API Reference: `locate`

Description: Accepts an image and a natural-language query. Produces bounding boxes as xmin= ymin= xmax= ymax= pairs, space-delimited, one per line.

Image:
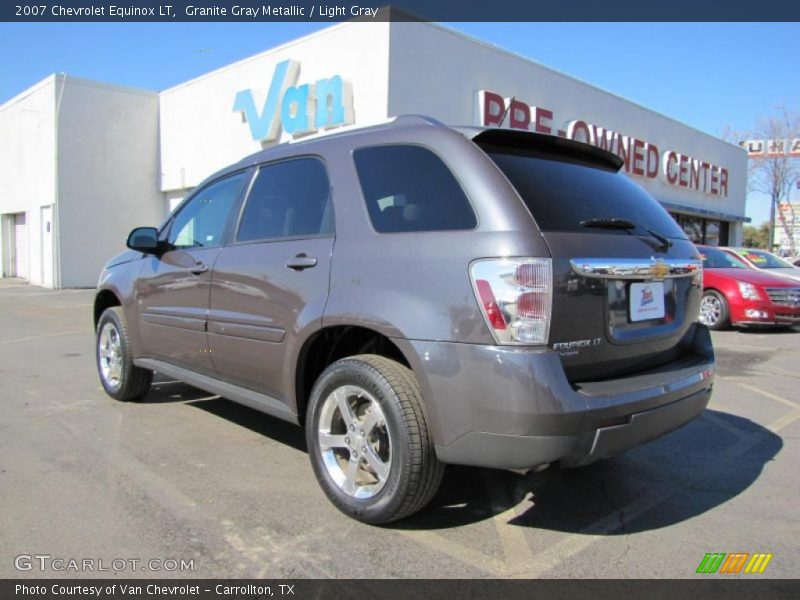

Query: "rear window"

xmin=481 ymin=144 xmax=684 ymax=238
xmin=700 ymin=246 xmax=748 ymax=269
xmin=736 ymin=249 xmax=794 ymax=269
xmin=353 ymin=145 xmax=477 ymax=233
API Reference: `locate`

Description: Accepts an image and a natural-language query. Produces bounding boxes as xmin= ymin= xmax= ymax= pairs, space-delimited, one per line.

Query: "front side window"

xmin=353 ymin=145 xmax=477 ymax=233
xmin=237 ymin=158 xmax=332 ymax=242
xmin=168 ymin=173 xmax=246 ymax=249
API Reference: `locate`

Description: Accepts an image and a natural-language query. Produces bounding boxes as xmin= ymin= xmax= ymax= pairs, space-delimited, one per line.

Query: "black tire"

xmin=700 ymin=290 xmax=730 ymax=330
xmin=96 ymin=307 xmax=152 ymax=401
xmin=305 ymin=354 xmax=444 ymax=524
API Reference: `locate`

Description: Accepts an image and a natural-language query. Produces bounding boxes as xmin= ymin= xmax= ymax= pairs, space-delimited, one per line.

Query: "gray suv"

xmin=94 ymin=116 xmax=714 ymax=524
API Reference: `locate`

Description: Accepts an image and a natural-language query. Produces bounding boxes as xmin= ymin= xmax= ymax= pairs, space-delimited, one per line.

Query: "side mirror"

xmin=126 ymin=227 xmax=161 ymax=254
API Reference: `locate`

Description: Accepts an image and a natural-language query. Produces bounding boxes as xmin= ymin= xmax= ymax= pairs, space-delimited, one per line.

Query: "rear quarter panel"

xmin=316 ymin=123 xmax=552 ymax=344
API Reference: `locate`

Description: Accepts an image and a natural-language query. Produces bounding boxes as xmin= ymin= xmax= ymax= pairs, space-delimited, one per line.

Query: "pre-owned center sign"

xmin=478 ymin=91 xmax=729 ymax=198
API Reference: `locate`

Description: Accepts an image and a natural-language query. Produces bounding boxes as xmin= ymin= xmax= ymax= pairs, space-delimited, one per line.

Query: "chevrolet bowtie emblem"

xmin=650 ymin=259 xmax=669 ymax=281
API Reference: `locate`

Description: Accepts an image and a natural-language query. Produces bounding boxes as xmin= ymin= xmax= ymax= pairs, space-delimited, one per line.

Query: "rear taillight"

xmin=692 ymin=263 xmax=703 ymax=286
xmin=470 ymin=258 xmax=552 ymax=345
xmin=475 ymin=279 xmax=507 ymax=330
xmin=691 ymin=263 xmax=703 ymax=323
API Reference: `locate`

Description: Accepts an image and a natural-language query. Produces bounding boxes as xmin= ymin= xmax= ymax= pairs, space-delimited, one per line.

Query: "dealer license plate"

xmin=629 ymin=282 xmax=665 ymax=322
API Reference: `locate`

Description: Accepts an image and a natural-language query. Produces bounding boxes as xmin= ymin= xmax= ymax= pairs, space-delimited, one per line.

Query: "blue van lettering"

xmin=234 ymin=60 xmax=353 ymax=143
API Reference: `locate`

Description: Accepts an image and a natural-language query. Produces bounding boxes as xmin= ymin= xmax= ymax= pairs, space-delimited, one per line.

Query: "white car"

xmin=722 ymin=247 xmax=800 ymax=283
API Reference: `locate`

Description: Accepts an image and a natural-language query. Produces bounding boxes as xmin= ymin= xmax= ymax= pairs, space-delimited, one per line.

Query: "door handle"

xmin=285 ymin=254 xmax=317 ymax=270
xmin=189 ymin=262 xmax=209 ymax=275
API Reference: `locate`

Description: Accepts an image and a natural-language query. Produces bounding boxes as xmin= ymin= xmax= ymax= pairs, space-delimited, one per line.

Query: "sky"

xmin=1 ymin=21 xmax=798 ymax=226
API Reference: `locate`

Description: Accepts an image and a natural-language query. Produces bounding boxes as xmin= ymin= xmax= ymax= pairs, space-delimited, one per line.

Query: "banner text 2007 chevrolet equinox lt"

xmin=94 ymin=116 xmax=714 ymax=524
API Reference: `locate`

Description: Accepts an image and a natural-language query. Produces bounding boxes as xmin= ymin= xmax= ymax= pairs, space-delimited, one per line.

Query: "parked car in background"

xmin=698 ymin=245 xmax=800 ymax=329
xmin=723 ymin=247 xmax=800 ymax=283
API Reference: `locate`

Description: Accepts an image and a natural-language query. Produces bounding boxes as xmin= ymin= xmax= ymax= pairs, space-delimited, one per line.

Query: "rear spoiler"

xmin=460 ymin=127 xmax=624 ymax=172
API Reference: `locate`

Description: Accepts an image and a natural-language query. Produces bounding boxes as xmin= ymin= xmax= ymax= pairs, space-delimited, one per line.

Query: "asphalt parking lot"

xmin=1 ymin=279 xmax=798 ymax=579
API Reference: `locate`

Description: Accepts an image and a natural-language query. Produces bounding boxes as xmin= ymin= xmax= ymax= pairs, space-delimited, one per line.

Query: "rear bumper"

xmin=435 ymin=387 xmax=710 ymax=469
xmin=396 ymin=325 xmax=715 ymax=470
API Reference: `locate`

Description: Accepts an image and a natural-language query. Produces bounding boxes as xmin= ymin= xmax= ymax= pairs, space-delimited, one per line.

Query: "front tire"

xmin=306 ymin=354 xmax=444 ymax=524
xmin=700 ymin=290 xmax=730 ymax=330
xmin=96 ymin=307 xmax=152 ymax=401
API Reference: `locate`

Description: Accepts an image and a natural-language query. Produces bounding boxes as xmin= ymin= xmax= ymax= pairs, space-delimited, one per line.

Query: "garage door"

xmin=14 ymin=213 xmax=28 ymax=279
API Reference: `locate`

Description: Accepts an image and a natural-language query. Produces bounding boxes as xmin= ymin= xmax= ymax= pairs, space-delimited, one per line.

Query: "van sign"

xmin=234 ymin=60 xmax=354 ymax=144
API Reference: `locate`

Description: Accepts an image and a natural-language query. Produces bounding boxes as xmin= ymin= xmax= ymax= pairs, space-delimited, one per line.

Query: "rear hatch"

xmin=473 ymin=130 xmax=702 ymax=382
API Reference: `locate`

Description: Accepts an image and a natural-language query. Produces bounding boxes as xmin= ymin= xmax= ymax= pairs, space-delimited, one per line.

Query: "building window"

xmin=704 ymin=220 xmax=720 ymax=246
xmin=668 ymin=213 xmax=729 ymax=246
xmin=680 ymin=216 xmax=704 ymax=244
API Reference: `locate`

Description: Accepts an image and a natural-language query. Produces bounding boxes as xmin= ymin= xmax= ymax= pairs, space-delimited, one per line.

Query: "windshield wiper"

xmin=579 ymin=217 xmax=673 ymax=251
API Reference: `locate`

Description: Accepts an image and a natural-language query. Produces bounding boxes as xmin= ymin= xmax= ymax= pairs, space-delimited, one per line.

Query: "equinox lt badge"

xmin=552 ymin=338 xmax=602 ymax=356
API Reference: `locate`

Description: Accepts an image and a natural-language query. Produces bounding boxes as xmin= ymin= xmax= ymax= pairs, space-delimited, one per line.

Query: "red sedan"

xmin=698 ymin=245 xmax=800 ymax=330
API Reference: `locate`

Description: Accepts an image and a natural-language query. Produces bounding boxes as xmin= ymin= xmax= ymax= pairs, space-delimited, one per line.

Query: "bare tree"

xmin=745 ymin=106 xmax=800 ymax=256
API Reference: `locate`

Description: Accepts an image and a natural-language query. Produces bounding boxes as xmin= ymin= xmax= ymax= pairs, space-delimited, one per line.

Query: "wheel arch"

xmin=294 ymin=325 xmax=414 ymax=427
xmin=94 ymin=288 xmax=122 ymax=331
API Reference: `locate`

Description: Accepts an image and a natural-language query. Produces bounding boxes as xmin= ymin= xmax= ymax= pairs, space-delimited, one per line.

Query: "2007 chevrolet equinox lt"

xmin=94 ymin=116 xmax=714 ymax=524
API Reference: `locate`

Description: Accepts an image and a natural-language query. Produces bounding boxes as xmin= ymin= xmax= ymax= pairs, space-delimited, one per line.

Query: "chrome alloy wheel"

xmin=98 ymin=322 xmax=123 ymax=390
xmin=700 ymin=294 xmax=722 ymax=327
xmin=317 ymin=385 xmax=392 ymax=499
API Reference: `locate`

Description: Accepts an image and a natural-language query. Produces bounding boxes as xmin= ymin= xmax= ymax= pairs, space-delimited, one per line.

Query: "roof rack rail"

xmin=390 ymin=114 xmax=446 ymax=127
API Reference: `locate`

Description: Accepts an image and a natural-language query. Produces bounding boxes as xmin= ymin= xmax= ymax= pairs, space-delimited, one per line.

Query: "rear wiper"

xmin=579 ymin=217 xmax=673 ymax=251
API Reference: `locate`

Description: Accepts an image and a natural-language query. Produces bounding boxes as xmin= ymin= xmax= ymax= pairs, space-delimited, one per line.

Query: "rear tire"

xmin=700 ymin=290 xmax=730 ymax=330
xmin=306 ymin=354 xmax=444 ymax=524
xmin=96 ymin=307 xmax=152 ymax=401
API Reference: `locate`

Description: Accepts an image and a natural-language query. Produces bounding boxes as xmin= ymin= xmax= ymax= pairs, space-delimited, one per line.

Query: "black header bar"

xmin=2 ymin=1 xmax=799 ymax=22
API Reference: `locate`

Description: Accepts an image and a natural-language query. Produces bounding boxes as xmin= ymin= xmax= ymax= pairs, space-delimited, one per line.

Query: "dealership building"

xmin=0 ymin=20 xmax=748 ymax=288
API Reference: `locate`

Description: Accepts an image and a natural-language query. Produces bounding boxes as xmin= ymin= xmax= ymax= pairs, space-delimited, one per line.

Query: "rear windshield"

xmin=736 ymin=249 xmax=794 ymax=269
xmin=699 ymin=246 xmax=749 ymax=269
xmin=481 ymin=144 xmax=685 ymax=238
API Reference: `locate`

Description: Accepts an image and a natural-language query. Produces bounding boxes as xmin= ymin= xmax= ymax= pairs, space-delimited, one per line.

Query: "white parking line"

xmin=396 ymin=527 xmax=506 ymax=575
xmin=722 ymin=378 xmax=800 ymax=410
xmin=0 ymin=330 xmax=81 ymax=344
xmin=485 ymin=471 xmax=538 ymax=576
xmin=50 ymin=303 xmax=93 ymax=310
xmin=767 ymin=410 xmax=800 ymax=433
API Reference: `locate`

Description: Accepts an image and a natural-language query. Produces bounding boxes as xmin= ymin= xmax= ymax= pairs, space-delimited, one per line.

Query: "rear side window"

xmin=482 ymin=144 xmax=685 ymax=238
xmin=237 ymin=158 xmax=332 ymax=242
xmin=353 ymin=145 xmax=477 ymax=233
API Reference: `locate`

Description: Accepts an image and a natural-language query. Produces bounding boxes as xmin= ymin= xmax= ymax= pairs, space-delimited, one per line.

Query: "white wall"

xmin=159 ymin=21 xmax=392 ymax=193
xmin=387 ymin=22 xmax=748 ymax=223
xmin=56 ymin=76 xmax=162 ymax=287
xmin=0 ymin=77 xmax=57 ymax=285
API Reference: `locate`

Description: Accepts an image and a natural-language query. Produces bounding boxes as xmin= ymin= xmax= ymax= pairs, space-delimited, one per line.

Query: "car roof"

xmin=201 ymin=114 xmax=624 ymax=186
